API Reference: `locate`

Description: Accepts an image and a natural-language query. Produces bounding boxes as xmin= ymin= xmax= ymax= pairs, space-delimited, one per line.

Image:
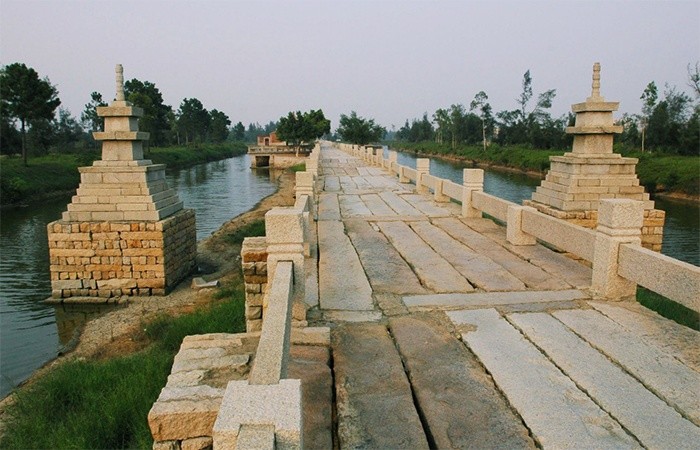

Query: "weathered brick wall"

xmin=241 ymin=236 xmax=267 ymax=332
xmin=47 ymin=208 xmax=196 ymax=298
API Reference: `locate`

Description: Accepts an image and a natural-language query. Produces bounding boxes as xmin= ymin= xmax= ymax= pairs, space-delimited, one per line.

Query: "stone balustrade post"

xmin=507 ymin=205 xmax=537 ymax=245
xmin=416 ymin=158 xmax=430 ymax=194
xmin=433 ymin=179 xmax=450 ymax=203
xmin=462 ymin=168 xmax=484 ymax=218
xmin=398 ymin=166 xmax=409 ymax=183
xmin=295 ymin=171 xmax=314 ymax=199
xmin=591 ymin=199 xmax=644 ymax=300
xmin=389 ymin=151 xmax=398 ymax=174
xmin=264 ymin=208 xmax=306 ymax=306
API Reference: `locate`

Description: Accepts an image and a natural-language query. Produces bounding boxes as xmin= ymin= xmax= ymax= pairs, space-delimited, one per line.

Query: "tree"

xmin=276 ymin=109 xmax=330 ymax=152
xmin=124 ymin=79 xmax=171 ymax=146
xmin=177 ymin=98 xmax=209 ymax=144
xmin=208 ymin=109 xmax=231 ymax=143
xmin=687 ymin=62 xmax=700 ymax=98
xmin=231 ymin=121 xmax=245 ymax=141
xmin=640 ymin=81 xmax=658 ymax=153
xmin=80 ymin=91 xmax=107 ymax=138
xmin=337 ymin=111 xmax=385 ymax=145
xmin=470 ymin=91 xmax=493 ymax=151
xmin=0 ymin=62 xmax=61 ymax=165
xmin=53 ymin=108 xmax=84 ymax=152
xmin=433 ymin=108 xmax=449 ymax=144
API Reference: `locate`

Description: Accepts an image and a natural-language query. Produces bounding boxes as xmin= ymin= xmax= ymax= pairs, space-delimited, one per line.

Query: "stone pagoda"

xmin=524 ymin=63 xmax=664 ymax=251
xmin=47 ymin=65 xmax=196 ymax=299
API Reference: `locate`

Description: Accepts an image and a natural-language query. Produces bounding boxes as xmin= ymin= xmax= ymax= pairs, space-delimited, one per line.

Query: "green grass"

xmin=392 ymin=141 xmax=700 ymax=196
xmin=0 ymin=142 xmax=248 ymax=206
xmin=636 ymin=287 xmax=699 ymax=331
xmin=1 ymin=292 xmax=246 ymax=449
xmin=223 ymin=218 xmax=266 ymax=246
xmin=289 ymin=163 xmax=307 ymax=172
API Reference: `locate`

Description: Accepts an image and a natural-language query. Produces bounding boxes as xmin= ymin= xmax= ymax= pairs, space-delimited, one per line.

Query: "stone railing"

xmin=247 ymin=145 xmax=312 ymax=155
xmin=215 ymin=149 xmax=321 ymax=449
xmin=337 ymin=143 xmax=700 ymax=313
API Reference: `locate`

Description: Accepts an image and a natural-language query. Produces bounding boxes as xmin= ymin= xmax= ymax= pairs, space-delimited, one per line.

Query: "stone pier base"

xmin=523 ymin=201 xmax=665 ymax=251
xmin=47 ymin=208 xmax=196 ymax=299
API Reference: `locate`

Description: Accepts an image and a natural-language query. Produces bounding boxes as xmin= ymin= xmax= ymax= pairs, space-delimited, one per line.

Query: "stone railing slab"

xmin=522 ymin=208 xmax=596 ymax=262
xmin=618 ymin=244 xmax=700 ymax=312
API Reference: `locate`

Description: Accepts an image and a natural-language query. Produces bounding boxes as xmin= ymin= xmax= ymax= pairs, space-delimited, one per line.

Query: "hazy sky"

xmin=2 ymin=0 xmax=698 ymax=129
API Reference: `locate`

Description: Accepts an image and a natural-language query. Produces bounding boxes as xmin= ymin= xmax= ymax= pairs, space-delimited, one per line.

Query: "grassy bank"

xmin=0 ymin=219 xmax=266 ymax=449
xmin=392 ymin=141 xmax=700 ymax=197
xmin=0 ymin=142 xmax=247 ymax=207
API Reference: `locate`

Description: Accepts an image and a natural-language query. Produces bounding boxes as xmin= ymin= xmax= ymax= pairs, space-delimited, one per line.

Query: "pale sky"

xmin=1 ymin=0 xmax=698 ymax=130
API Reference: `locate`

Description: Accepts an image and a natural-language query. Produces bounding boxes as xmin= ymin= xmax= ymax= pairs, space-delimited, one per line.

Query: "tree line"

xmin=0 ymin=62 xmax=277 ymax=165
xmin=395 ymin=66 xmax=700 ymax=156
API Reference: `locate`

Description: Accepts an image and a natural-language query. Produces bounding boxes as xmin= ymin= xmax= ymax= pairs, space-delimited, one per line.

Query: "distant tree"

xmin=470 ymin=91 xmax=494 ymax=151
xmin=208 ymin=109 xmax=231 ymax=143
xmin=337 ymin=111 xmax=385 ymax=145
xmin=688 ymin=62 xmax=700 ymax=98
xmin=0 ymin=62 xmax=61 ymax=165
xmin=433 ymin=108 xmax=449 ymax=144
xmin=53 ymin=108 xmax=84 ymax=152
xmin=177 ymin=98 xmax=209 ymax=144
xmin=124 ymin=79 xmax=171 ymax=146
xmin=231 ymin=121 xmax=245 ymax=141
xmin=517 ymin=70 xmax=533 ymax=124
xmin=80 ymin=91 xmax=107 ymax=137
xmin=640 ymin=81 xmax=658 ymax=153
xmin=277 ymin=109 xmax=330 ymax=152
xmin=646 ymin=85 xmax=693 ymax=153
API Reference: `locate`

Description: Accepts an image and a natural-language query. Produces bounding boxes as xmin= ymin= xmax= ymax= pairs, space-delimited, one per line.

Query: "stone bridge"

xmin=148 ymin=63 xmax=699 ymax=450
xmin=149 ymin=141 xmax=699 ymax=450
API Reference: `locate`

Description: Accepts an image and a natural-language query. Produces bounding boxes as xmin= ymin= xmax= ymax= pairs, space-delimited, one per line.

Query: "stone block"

xmin=213 ymin=379 xmax=303 ymax=450
xmin=506 ymin=205 xmax=536 ymax=246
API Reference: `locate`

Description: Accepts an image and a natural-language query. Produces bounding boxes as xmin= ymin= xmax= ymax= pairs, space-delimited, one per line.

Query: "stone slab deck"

xmin=151 ymin=143 xmax=700 ymax=449
xmin=314 ymin=144 xmax=699 ymax=449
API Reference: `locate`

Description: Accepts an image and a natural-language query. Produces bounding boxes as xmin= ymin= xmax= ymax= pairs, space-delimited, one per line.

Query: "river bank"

xmin=391 ymin=142 xmax=700 ymax=202
xmin=0 ymin=169 xmax=295 ymax=445
xmin=0 ymin=142 xmax=247 ymax=207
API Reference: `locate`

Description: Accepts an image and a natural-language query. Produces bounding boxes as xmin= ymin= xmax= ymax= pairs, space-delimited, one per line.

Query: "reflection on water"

xmin=389 ymin=147 xmax=699 ymax=265
xmin=0 ymin=154 xmax=276 ymax=398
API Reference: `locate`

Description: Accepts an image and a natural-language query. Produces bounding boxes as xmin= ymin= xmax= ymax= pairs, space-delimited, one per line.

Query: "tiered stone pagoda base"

xmin=47 ymin=209 xmax=196 ymax=299
xmin=524 ymin=154 xmax=664 ymax=251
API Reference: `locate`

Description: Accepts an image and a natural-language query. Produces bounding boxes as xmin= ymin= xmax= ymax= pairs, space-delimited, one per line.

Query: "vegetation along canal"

xmin=1 ymin=150 xmax=697 ymax=399
xmin=0 ymin=154 xmax=277 ymax=399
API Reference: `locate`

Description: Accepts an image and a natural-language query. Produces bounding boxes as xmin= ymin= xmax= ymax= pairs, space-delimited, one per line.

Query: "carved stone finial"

xmin=591 ymin=62 xmax=601 ymax=99
xmin=115 ymin=64 xmax=125 ymax=101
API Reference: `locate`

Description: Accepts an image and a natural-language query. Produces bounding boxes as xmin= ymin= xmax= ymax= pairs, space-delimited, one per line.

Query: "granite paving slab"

xmin=410 ymin=220 xmax=526 ymax=291
xmin=434 ymin=217 xmax=570 ymax=290
xmin=404 ymin=289 xmax=587 ymax=309
xmin=344 ymin=219 xmax=426 ymax=295
xmin=553 ymin=309 xmax=700 ymax=425
xmin=589 ymin=301 xmax=700 ymax=372
xmin=360 ymin=193 xmax=396 ymax=216
xmin=389 ymin=313 xmax=535 ymax=449
xmin=510 ymin=312 xmax=700 ymax=449
xmin=447 ymin=308 xmax=638 ymax=449
xmin=377 ymin=220 xmax=474 ymax=293
xmin=317 ymin=193 xmax=340 ymax=221
xmin=332 ymin=323 xmax=429 ymax=449
xmin=317 ymin=221 xmax=373 ymax=310
xmin=377 ymin=191 xmax=423 ymax=216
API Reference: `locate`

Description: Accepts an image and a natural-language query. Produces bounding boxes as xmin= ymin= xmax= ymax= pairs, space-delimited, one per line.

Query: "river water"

xmin=0 ymin=151 xmax=697 ymax=399
xmin=0 ymin=154 xmax=276 ymax=399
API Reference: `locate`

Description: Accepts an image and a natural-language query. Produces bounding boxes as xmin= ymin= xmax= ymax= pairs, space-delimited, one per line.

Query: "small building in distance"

xmin=248 ymin=131 xmax=311 ymax=168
